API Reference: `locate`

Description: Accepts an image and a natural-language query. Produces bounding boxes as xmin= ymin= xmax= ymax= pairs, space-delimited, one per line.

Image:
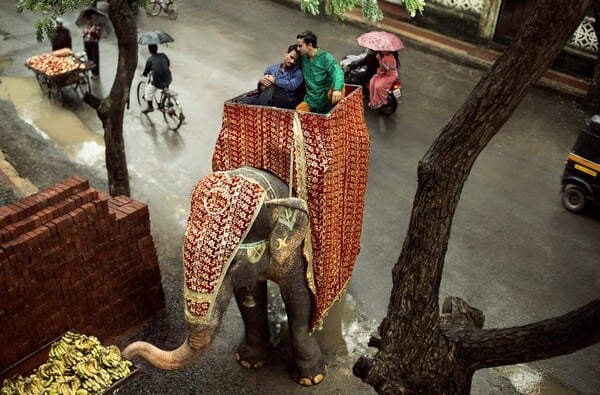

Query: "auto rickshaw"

xmin=561 ymin=114 xmax=600 ymax=213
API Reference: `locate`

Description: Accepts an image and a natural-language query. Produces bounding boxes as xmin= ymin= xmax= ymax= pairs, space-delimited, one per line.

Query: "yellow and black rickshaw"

xmin=561 ymin=115 xmax=600 ymax=213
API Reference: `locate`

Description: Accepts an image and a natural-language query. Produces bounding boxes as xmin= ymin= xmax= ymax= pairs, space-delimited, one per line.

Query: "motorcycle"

xmin=340 ymin=49 xmax=402 ymax=116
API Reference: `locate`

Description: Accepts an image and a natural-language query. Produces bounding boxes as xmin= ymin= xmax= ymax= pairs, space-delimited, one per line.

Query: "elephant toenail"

xmin=235 ymin=353 xmax=240 ymax=362
xmin=253 ymin=361 xmax=264 ymax=368
xmin=241 ymin=360 xmax=252 ymax=368
xmin=299 ymin=378 xmax=313 ymax=386
xmin=313 ymin=374 xmax=324 ymax=384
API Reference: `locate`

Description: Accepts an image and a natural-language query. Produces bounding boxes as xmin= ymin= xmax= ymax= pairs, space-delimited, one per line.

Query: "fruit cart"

xmin=25 ymin=48 xmax=94 ymax=106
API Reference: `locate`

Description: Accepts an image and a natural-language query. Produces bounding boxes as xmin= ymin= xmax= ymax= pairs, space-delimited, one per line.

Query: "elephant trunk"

xmin=122 ymin=329 xmax=215 ymax=370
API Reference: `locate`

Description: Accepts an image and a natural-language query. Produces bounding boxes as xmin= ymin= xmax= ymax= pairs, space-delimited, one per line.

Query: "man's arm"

xmin=142 ymin=59 xmax=152 ymax=77
xmin=326 ymin=53 xmax=344 ymax=92
xmin=326 ymin=52 xmax=344 ymax=104
xmin=274 ymin=67 xmax=303 ymax=92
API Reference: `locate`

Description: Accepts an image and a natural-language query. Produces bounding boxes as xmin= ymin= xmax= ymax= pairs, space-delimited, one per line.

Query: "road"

xmin=0 ymin=1 xmax=598 ymax=394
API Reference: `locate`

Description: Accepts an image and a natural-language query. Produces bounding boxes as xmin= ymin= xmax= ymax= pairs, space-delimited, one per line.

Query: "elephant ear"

xmin=265 ymin=198 xmax=309 ymax=265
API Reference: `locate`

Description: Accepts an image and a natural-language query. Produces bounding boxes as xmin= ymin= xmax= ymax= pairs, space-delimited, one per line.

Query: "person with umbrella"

xmin=141 ymin=44 xmax=172 ymax=113
xmin=368 ymin=50 xmax=399 ymax=109
xmin=80 ymin=10 xmax=103 ymax=79
xmin=356 ymin=31 xmax=403 ymax=109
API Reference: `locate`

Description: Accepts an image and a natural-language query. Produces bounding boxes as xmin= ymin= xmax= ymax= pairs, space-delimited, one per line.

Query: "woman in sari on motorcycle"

xmin=368 ymin=50 xmax=398 ymax=109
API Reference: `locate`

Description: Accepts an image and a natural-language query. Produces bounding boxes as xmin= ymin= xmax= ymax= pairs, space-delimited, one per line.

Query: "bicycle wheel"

xmin=145 ymin=0 xmax=161 ymax=16
xmin=162 ymin=94 xmax=184 ymax=130
xmin=167 ymin=2 xmax=178 ymax=19
xmin=137 ymin=80 xmax=147 ymax=108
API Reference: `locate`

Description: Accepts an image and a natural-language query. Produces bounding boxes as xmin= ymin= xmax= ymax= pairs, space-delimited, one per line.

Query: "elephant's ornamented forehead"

xmin=183 ymin=172 xmax=265 ymax=324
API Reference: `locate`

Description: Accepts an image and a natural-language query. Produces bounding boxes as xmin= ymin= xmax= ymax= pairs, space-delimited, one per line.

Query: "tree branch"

xmin=445 ymin=300 xmax=600 ymax=370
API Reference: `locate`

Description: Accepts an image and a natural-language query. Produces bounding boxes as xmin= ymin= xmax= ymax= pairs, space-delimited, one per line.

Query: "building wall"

xmin=382 ymin=0 xmax=598 ymax=78
xmin=0 ymin=176 xmax=165 ymax=374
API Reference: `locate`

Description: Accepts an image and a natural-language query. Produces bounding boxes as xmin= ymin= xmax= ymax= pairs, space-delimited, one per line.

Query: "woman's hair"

xmin=296 ymin=30 xmax=318 ymax=48
xmin=148 ymin=44 xmax=158 ymax=54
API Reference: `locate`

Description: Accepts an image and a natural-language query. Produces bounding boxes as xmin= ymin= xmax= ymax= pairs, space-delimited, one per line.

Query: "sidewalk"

xmin=343 ymin=8 xmax=590 ymax=98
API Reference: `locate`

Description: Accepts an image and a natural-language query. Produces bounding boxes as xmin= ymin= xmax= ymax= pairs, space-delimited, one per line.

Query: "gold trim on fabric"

xmin=293 ymin=113 xmax=316 ymax=296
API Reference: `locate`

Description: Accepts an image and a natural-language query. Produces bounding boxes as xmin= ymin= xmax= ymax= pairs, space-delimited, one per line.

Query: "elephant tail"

xmin=122 ymin=332 xmax=212 ymax=370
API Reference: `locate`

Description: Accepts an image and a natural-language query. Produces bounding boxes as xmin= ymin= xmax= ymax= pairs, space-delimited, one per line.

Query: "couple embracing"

xmin=238 ymin=30 xmax=344 ymax=114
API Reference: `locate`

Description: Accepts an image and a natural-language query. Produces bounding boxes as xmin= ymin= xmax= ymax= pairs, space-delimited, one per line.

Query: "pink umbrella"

xmin=357 ymin=31 xmax=405 ymax=52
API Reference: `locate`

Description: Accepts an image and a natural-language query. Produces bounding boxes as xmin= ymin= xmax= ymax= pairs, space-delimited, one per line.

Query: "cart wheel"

xmin=36 ymin=74 xmax=50 ymax=95
xmin=562 ymin=184 xmax=587 ymax=213
xmin=49 ymin=82 xmax=64 ymax=106
xmin=77 ymin=73 xmax=91 ymax=96
xmin=167 ymin=2 xmax=178 ymax=19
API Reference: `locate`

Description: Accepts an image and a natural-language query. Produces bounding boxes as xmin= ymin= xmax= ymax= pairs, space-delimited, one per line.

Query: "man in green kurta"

xmin=295 ymin=30 xmax=345 ymax=114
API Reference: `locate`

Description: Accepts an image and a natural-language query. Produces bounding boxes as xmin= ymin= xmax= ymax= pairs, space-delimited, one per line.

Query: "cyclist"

xmin=141 ymin=44 xmax=172 ymax=113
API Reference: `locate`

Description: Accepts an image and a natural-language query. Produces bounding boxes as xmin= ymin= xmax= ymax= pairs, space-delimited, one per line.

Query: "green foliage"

xmin=300 ymin=0 xmax=425 ymax=22
xmin=15 ymin=0 xmax=94 ymax=42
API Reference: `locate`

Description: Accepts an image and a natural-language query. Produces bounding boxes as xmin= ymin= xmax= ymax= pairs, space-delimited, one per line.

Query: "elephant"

xmin=122 ymin=166 xmax=325 ymax=386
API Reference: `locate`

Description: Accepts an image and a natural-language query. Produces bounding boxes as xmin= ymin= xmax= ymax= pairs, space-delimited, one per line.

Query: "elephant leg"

xmin=279 ymin=262 xmax=325 ymax=386
xmin=234 ymin=280 xmax=270 ymax=369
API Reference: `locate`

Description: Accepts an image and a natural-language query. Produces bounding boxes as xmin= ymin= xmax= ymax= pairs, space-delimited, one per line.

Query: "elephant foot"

xmin=235 ymin=343 xmax=269 ymax=369
xmin=289 ymin=360 xmax=326 ymax=386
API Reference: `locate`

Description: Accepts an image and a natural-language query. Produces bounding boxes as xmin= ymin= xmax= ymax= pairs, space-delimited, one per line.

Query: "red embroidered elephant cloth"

xmin=212 ymin=85 xmax=370 ymax=331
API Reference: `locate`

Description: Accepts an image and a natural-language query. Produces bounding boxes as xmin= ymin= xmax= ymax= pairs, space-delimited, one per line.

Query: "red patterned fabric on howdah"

xmin=212 ymin=85 xmax=370 ymax=331
xmin=183 ymin=172 xmax=265 ymax=325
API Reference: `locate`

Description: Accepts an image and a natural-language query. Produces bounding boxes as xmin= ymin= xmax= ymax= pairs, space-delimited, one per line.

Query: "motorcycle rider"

xmin=368 ymin=50 xmax=399 ymax=109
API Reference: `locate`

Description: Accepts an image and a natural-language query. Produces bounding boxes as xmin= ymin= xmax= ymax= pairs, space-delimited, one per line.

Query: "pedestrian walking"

xmin=81 ymin=11 xmax=102 ymax=79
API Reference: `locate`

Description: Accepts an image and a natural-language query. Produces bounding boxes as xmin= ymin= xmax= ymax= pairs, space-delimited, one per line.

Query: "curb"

xmin=342 ymin=9 xmax=590 ymax=99
xmin=0 ymin=151 xmax=38 ymax=198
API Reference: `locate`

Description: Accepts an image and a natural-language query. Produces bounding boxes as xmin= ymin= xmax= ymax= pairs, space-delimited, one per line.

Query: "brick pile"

xmin=0 ymin=176 xmax=164 ymax=374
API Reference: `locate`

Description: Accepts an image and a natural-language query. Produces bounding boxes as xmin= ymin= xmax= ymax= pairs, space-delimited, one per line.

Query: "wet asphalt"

xmin=0 ymin=1 xmax=599 ymax=394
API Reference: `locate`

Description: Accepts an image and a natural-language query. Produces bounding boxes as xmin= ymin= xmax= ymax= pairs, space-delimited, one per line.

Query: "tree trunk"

xmin=85 ymin=0 xmax=136 ymax=196
xmin=353 ymin=1 xmax=596 ymax=394
xmin=583 ymin=0 xmax=600 ymax=114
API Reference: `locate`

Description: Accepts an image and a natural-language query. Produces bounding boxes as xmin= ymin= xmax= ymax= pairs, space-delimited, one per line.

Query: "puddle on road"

xmin=0 ymin=75 xmax=105 ymax=167
xmin=498 ymin=365 xmax=582 ymax=395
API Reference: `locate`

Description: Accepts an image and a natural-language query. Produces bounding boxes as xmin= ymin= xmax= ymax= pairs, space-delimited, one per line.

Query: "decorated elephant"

xmin=122 ymin=166 xmax=325 ymax=386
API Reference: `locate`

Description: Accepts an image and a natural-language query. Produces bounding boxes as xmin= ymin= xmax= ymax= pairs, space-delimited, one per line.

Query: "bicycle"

xmin=145 ymin=0 xmax=178 ymax=20
xmin=137 ymin=76 xmax=185 ymax=131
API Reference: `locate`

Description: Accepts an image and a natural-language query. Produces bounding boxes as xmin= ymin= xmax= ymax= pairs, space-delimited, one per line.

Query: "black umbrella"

xmin=75 ymin=7 xmax=112 ymax=38
xmin=137 ymin=31 xmax=175 ymax=46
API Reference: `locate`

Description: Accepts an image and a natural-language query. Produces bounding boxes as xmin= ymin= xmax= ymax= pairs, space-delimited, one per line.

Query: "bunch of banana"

xmin=80 ymin=369 xmax=112 ymax=393
xmin=60 ymin=349 xmax=86 ymax=369
xmin=44 ymin=376 xmax=81 ymax=395
xmin=1 ymin=332 xmax=135 ymax=394
xmin=100 ymin=345 xmax=133 ymax=381
xmin=0 ymin=374 xmax=45 ymax=395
